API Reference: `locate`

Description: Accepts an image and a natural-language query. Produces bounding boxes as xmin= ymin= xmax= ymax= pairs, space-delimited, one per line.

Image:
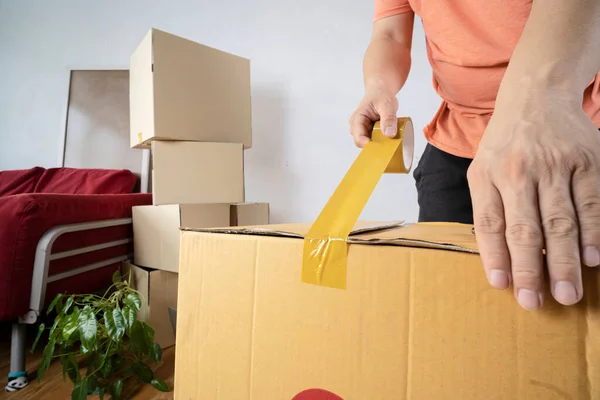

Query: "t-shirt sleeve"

xmin=374 ymin=0 xmax=413 ymax=21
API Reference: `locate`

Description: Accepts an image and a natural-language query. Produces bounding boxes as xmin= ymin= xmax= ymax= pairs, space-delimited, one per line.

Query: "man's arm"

xmin=364 ymin=13 xmax=414 ymax=98
xmin=469 ymin=0 xmax=600 ymax=311
xmin=496 ymin=0 xmax=600 ymax=108
xmin=350 ymin=12 xmax=414 ymax=146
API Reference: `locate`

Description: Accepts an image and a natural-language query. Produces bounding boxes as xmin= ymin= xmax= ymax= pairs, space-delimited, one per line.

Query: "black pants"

xmin=415 ymin=129 xmax=600 ymax=224
xmin=413 ymin=144 xmax=474 ymax=224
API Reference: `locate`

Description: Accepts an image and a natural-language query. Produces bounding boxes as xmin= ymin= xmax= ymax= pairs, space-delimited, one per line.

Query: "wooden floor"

xmin=0 ymin=322 xmax=175 ymax=400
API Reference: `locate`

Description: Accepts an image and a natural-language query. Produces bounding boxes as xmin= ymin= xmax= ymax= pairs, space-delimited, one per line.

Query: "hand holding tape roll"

xmin=302 ymin=117 xmax=415 ymax=289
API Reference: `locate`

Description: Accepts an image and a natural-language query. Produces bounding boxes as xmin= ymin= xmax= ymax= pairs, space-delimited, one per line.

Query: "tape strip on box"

xmin=302 ymin=117 xmax=415 ymax=289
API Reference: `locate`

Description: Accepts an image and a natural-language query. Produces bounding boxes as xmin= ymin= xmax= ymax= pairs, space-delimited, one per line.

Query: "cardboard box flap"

xmin=181 ymin=220 xmax=405 ymax=239
xmin=182 ymin=221 xmax=478 ymax=253
xmin=352 ymin=222 xmax=479 ymax=253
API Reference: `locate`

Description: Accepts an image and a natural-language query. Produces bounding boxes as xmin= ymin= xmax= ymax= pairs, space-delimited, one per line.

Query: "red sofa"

xmin=0 ymin=167 xmax=152 ymax=392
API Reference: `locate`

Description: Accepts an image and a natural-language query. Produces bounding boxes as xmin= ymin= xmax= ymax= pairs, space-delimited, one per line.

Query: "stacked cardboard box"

xmin=125 ymin=28 xmax=270 ymax=348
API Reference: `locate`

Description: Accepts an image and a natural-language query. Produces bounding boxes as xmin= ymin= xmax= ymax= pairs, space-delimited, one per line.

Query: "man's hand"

xmin=468 ymin=95 xmax=600 ymax=311
xmin=349 ymin=86 xmax=399 ymax=148
xmin=351 ymin=12 xmax=414 ymax=147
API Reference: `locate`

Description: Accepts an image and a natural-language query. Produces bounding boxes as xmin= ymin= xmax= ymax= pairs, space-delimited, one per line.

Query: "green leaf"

xmin=151 ymin=378 xmax=169 ymax=392
xmin=112 ymin=269 xmax=122 ymax=284
xmin=86 ymin=374 xmax=99 ymax=395
xmin=77 ymin=305 xmax=97 ymax=352
xmin=112 ymin=308 xmax=126 ymax=339
xmin=129 ymin=320 xmax=149 ymax=353
xmin=80 ymin=342 xmax=91 ymax=355
xmin=131 ymin=361 xmax=154 ymax=383
xmin=122 ymin=306 xmax=136 ymax=330
xmin=49 ymin=315 xmax=61 ymax=340
xmin=62 ymin=296 xmax=74 ymax=315
xmin=124 ymin=293 xmax=142 ymax=312
xmin=139 ymin=321 xmax=155 ymax=349
xmin=99 ymin=387 xmax=105 ymax=400
xmin=71 ymin=377 xmax=88 ymax=400
xmin=61 ymin=353 xmax=79 ymax=384
xmin=150 ymin=343 xmax=162 ymax=363
xmin=37 ymin=333 xmax=56 ymax=382
xmin=82 ymin=295 xmax=94 ymax=303
xmin=110 ymin=379 xmax=123 ymax=400
xmin=104 ymin=309 xmax=126 ymax=342
xmin=47 ymin=293 xmax=63 ymax=314
xmin=62 ymin=309 xmax=80 ymax=343
xmin=100 ymin=355 xmax=112 ymax=379
xmin=31 ymin=323 xmax=45 ymax=352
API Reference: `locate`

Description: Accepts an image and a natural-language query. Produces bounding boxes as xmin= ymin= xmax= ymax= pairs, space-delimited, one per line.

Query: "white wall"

xmin=0 ymin=0 xmax=441 ymax=223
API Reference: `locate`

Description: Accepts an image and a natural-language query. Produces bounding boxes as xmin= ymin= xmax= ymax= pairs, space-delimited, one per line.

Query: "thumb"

xmin=375 ymin=100 xmax=398 ymax=138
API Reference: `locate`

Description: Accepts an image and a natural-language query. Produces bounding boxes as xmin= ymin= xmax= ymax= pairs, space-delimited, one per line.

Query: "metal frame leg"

xmin=5 ymin=217 xmax=134 ymax=391
xmin=5 ymin=323 xmax=28 ymax=392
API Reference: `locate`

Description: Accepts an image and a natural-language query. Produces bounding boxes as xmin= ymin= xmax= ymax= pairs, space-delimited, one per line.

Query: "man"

xmin=350 ymin=0 xmax=600 ymax=311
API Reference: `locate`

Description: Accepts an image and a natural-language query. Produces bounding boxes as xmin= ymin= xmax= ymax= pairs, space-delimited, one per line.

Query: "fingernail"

xmin=489 ymin=269 xmax=509 ymax=289
xmin=517 ymin=289 xmax=542 ymax=311
xmin=583 ymin=246 xmax=600 ymax=267
xmin=384 ymin=126 xmax=396 ymax=137
xmin=554 ymin=281 xmax=579 ymax=305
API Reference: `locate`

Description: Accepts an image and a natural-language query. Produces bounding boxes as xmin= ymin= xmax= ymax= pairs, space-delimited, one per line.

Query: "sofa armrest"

xmin=27 ymin=218 xmax=133 ymax=319
xmin=0 ymin=193 xmax=152 ymax=322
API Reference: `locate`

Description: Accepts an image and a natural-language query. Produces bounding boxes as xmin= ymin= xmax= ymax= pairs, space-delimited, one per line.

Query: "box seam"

xmin=150 ymin=29 xmax=156 ymax=144
xmin=247 ymin=238 xmax=259 ymax=398
xmin=405 ymin=251 xmax=415 ymax=399
xmin=242 ymin=143 xmax=246 ymax=202
xmin=584 ymin=292 xmax=592 ymax=399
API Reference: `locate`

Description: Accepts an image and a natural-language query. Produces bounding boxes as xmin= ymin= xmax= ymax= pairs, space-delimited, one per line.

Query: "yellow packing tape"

xmin=302 ymin=117 xmax=415 ymax=289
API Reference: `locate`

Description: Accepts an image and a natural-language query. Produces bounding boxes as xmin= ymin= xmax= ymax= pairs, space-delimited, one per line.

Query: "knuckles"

xmin=474 ymin=213 xmax=505 ymax=234
xmin=541 ymin=215 xmax=578 ymax=239
xmin=469 ymin=144 xmax=599 ymax=188
xmin=505 ymin=221 xmax=544 ymax=248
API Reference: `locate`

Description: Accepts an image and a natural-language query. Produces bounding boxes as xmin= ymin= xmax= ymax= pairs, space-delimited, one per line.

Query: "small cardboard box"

xmin=129 ymin=28 xmax=251 ymax=149
xmin=174 ymin=222 xmax=600 ymax=399
xmin=133 ymin=202 xmax=269 ymax=273
xmin=122 ymin=261 xmax=178 ymax=349
xmin=151 ymin=141 xmax=244 ymax=205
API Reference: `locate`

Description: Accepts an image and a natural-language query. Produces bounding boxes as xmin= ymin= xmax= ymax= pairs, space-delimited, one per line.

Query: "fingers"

xmin=374 ymin=97 xmax=399 ymax=138
xmin=468 ymin=166 xmax=511 ymax=290
xmin=572 ymin=169 xmax=600 ymax=267
xmin=349 ymin=113 xmax=372 ymax=148
xmin=503 ymin=181 xmax=545 ymax=311
xmin=539 ymin=176 xmax=582 ymax=306
xmin=349 ymin=95 xmax=398 ymax=148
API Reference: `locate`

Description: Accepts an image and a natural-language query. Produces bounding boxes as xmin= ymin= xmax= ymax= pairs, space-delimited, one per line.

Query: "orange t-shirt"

xmin=374 ymin=0 xmax=600 ymax=158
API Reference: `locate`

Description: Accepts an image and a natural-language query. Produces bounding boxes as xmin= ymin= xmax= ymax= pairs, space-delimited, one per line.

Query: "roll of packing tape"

xmin=302 ymin=117 xmax=414 ymax=289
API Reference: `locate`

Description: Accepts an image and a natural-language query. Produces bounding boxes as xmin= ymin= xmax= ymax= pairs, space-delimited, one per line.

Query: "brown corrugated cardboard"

xmin=133 ymin=202 xmax=269 ymax=272
xmin=174 ymin=222 xmax=600 ymax=399
xmin=151 ymin=141 xmax=244 ymax=205
xmin=129 ymin=28 xmax=252 ymax=149
xmin=121 ymin=261 xmax=178 ymax=349
xmin=231 ymin=202 xmax=270 ymax=226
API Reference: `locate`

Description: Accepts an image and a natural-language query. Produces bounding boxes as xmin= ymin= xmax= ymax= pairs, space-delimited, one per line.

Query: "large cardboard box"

xmin=151 ymin=141 xmax=244 ymax=205
xmin=133 ymin=202 xmax=269 ymax=272
xmin=174 ymin=222 xmax=600 ymax=399
xmin=129 ymin=28 xmax=252 ymax=149
xmin=122 ymin=261 xmax=178 ymax=349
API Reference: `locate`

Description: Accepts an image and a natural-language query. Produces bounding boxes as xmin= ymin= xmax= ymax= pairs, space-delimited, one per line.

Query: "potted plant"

xmin=32 ymin=270 xmax=169 ymax=399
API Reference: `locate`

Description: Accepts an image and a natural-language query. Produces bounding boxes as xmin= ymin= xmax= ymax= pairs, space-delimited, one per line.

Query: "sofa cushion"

xmin=34 ymin=168 xmax=137 ymax=194
xmin=0 ymin=167 xmax=45 ymax=197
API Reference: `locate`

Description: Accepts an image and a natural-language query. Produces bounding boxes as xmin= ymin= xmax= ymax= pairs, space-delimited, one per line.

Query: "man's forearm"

xmin=363 ymin=13 xmax=414 ymax=95
xmin=363 ymin=36 xmax=411 ymax=94
xmin=497 ymin=0 xmax=600 ymax=107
